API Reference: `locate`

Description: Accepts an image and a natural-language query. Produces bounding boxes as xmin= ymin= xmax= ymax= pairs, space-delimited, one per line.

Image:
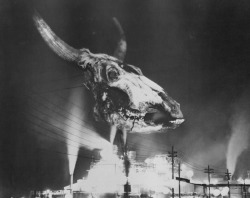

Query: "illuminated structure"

xmin=30 ymin=146 xmax=250 ymax=198
xmin=62 ymin=146 xmax=197 ymax=197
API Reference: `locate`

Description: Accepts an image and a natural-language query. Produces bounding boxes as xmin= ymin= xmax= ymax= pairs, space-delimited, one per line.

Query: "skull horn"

xmin=33 ymin=11 xmax=81 ymax=62
xmin=113 ymin=17 xmax=127 ymax=61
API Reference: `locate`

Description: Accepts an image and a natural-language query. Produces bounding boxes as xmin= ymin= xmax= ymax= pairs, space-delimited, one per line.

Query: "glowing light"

xmin=162 ymin=187 xmax=171 ymax=194
xmin=245 ymin=179 xmax=250 ymax=184
xmin=85 ymin=147 xmax=126 ymax=193
xmin=186 ymin=170 xmax=194 ymax=178
xmin=74 ymin=150 xmax=195 ymax=195
xmin=181 ymin=164 xmax=187 ymax=170
xmin=237 ymin=177 xmax=244 ymax=184
xmin=167 ymin=179 xmax=179 ymax=189
xmin=64 ymin=90 xmax=112 ymax=177
xmin=212 ymin=189 xmax=221 ymax=197
xmin=65 ymin=193 xmax=73 ymax=198
xmin=221 ymin=187 xmax=229 ymax=196
xmin=211 ymin=179 xmax=219 ymax=185
xmin=203 ymin=180 xmax=209 ymax=185
xmin=190 ymin=179 xmax=202 ymax=184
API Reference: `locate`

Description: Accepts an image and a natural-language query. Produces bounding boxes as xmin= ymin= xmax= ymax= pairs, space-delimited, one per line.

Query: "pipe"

xmin=70 ymin=174 xmax=73 ymax=193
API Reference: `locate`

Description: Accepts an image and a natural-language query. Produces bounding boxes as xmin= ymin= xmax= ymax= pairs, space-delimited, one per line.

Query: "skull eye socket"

xmin=107 ymin=67 xmax=119 ymax=81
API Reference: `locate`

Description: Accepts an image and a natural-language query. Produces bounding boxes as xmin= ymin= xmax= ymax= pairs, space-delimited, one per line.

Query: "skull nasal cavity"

xmin=108 ymin=87 xmax=130 ymax=108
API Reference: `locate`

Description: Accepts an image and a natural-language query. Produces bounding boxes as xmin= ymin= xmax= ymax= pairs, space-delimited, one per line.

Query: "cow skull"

xmin=33 ymin=13 xmax=184 ymax=145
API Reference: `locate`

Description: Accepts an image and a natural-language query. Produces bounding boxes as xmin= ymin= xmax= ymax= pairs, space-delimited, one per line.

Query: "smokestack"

xmin=123 ymin=150 xmax=131 ymax=177
xmin=124 ymin=181 xmax=131 ymax=198
xmin=70 ymin=174 xmax=73 ymax=193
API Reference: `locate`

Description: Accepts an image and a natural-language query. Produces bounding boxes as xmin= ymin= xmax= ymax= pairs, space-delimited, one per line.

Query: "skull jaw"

xmin=106 ymin=113 xmax=184 ymax=134
xmin=93 ymin=91 xmax=184 ymax=133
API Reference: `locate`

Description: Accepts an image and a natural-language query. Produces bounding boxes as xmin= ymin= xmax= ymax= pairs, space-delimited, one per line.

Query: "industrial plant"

xmin=30 ymin=146 xmax=250 ymax=198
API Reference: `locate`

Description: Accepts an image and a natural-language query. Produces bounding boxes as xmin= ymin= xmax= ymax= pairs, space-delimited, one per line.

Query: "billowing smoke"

xmin=66 ymin=90 xmax=85 ymax=176
xmin=77 ymin=152 xmax=194 ymax=194
xmin=66 ymin=90 xmax=111 ymax=176
xmin=226 ymin=112 xmax=250 ymax=176
xmin=110 ymin=126 xmax=117 ymax=144
xmin=123 ymin=155 xmax=131 ymax=177
xmin=226 ymin=88 xmax=250 ymax=176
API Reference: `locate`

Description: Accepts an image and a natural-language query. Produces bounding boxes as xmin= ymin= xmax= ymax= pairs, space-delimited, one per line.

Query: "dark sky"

xmin=1 ymin=0 xmax=250 ymax=197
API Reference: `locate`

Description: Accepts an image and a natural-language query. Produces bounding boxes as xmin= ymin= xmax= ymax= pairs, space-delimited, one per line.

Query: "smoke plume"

xmin=226 ymin=94 xmax=250 ymax=176
xmin=65 ymin=89 xmax=111 ymax=175
xmin=226 ymin=114 xmax=249 ymax=176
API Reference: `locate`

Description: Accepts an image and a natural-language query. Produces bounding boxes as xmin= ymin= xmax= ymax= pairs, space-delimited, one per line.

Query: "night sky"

xmin=1 ymin=0 xmax=250 ymax=197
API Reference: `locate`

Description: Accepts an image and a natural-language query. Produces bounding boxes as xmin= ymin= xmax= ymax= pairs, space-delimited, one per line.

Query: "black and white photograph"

xmin=1 ymin=0 xmax=250 ymax=198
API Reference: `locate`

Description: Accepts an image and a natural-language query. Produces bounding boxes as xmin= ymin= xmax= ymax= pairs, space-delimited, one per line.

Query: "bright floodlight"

xmin=221 ymin=187 xmax=229 ymax=196
xmin=212 ymin=189 xmax=221 ymax=197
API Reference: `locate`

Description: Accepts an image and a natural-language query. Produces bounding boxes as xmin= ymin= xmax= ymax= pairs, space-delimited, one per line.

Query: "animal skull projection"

xmin=33 ymin=13 xmax=184 ymax=144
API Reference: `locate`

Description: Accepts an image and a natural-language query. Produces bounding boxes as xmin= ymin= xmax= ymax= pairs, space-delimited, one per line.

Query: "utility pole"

xmin=243 ymin=180 xmax=247 ymax=198
xmin=225 ymin=169 xmax=231 ymax=198
xmin=168 ymin=146 xmax=177 ymax=198
xmin=178 ymin=162 xmax=181 ymax=198
xmin=204 ymin=165 xmax=214 ymax=198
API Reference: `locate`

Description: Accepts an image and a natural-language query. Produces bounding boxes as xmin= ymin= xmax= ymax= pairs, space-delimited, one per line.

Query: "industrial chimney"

xmin=70 ymin=174 xmax=73 ymax=193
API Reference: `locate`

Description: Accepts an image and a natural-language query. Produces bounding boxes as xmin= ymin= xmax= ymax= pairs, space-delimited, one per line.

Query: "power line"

xmin=24 ymin=122 xmax=100 ymax=159
xmin=24 ymin=112 xmax=100 ymax=150
xmin=54 ymin=91 xmax=94 ymax=121
xmin=21 ymin=91 xmax=108 ymax=147
xmin=178 ymin=151 xmax=225 ymax=172
xmin=31 ymin=73 xmax=84 ymax=87
xmin=178 ymin=149 xmax=226 ymax=171
xmin=178 ymin=159 xmax=204 ymax=172
xmin=25 ymin=109 xmax=97 ymax=146
xmin=25 ymin=120 xmax=85 ymax=150
xmin=178 ymin=153 xmax=206 ymax=171
xmin=27 ymin=90 xmax=99 ymax=131
xmin=204 ymin=165 xmax=214 ymax=198
xmin=39 ymin=148 xmax=97 ymax=160
xmin=55 ymin=91 xmax=92 ymax=115
xmin=25 ymin=89 xmax=230 ymax=175
xmin=168 ymin=146 xmax=177 ymax=198
xmin=27 ymin=89 xmax=181 ymax=158
xmin=24 ymin=96 xmax=171 ymax=159
xmin=30 ymin=84 xmax=84 ymax=95
xmin=27 ymin=95 xmax=101 ymax=139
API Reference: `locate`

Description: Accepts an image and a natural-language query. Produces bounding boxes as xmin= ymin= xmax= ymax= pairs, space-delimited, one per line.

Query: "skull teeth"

xmin=118 ymin=108 xmax=144 ymax=121
xmin=119 ymin=108 xmax=184 ymax=126
xmin=169 ymin=119 xmax=184 ymax=125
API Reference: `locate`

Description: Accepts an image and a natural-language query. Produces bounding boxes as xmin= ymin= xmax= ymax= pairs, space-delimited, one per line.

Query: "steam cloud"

xmin=226 ymin=111 xmax=250 ymax=176
xmin=65 ymin=90 xmax=110 ymax=176
xmin=66 ymin=90 xmax=82 ymax=175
